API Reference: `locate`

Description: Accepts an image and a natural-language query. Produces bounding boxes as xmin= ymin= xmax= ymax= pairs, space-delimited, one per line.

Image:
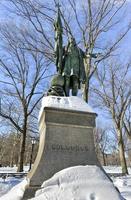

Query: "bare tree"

xmin=68 ymin=0 xmax=131 ymax=101
xmin=0 ymin=0 xmax=130 ymax=171
xmin=9 ymin=133 xmax=19 ymax=167
xmin=94 ymin=126 xmax=118 ymax=166
xmin=0 ymin=24 xmax=51 ymax=171
xmin=95 ymin=127 xmax=109 ymax=165
xmin=3 ymin=0 xmax=131 ymax=102
xmin=3 ymin=0 xmax=55 ymax=61
xmin=93 ymin=61 xmax=131 ymax=174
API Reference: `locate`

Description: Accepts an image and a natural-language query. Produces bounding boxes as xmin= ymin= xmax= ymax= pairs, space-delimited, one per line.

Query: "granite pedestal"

xmin=23 ymin=97 xmax=99 ymax=199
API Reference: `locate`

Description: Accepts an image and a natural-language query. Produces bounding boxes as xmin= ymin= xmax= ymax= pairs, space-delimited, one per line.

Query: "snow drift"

xmin=30 ymin=165 xmax=124 ymax=200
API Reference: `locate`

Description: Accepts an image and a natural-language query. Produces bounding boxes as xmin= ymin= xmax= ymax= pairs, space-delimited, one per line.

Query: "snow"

xmin=29 ymin=165 xmax=124 ymax=200
xmin=0 ymin=177 xmax=22 ymax=197
xmin=0 ymin=166 xmax=29 ymax=199
xmin=39 ymin=96 xmax=95 ymax=120
xmin=114 ymin=175 xmax=131 ymax=200
xmin=0 ymin=166 xmax=131 ymax=200
xmin=0 ymin=166 xmax=29 ymax=173
xmin=104 ymin=166 xmax=131 ymax=174
xmin=28 ymin=166 xmax=123 ymax=200
xmin=0 ymin=178 xmax=28 ymax=200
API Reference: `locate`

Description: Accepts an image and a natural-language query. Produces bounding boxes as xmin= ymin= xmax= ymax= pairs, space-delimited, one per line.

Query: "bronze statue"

xmin=48 ymin=6 xmax=86 ymax=97
xmin=62 ymin=38 xmax=86 ymax=96
xmin=47 ymin=5 xmax=99 ymax=97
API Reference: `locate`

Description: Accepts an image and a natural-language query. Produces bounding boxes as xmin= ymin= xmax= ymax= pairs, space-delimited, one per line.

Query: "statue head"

xmin=69 ymin=37 xmax=76 ymax=47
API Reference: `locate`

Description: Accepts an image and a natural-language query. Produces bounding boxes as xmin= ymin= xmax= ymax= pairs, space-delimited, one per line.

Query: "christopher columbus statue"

xmin=48 ymin=4 xmax=98 ymax=97
xmin=62 ymin=38 xmax=86 ymax=96
xmin=48 ymin=4 xmax=101 ymax=96
xmin=48 ymin=4 xmax=86 ymax=97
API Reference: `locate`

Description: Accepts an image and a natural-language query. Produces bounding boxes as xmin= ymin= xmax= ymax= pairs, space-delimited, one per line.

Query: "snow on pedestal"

xmin=39 ymin=96 xmax=95 ymax=120
xmin=30 ymin=165 xmax=124 ymax=200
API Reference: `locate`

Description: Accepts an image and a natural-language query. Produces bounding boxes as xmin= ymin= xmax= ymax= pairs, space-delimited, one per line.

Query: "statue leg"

xmin=72 ymin=75 xmax=78 ymax=96
xmin=64 ymin=76 xmax=70 ymax=96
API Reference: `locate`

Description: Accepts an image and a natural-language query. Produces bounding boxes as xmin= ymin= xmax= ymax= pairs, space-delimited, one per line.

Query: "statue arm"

xmin=78 ymin=48 xmax=86 ymax=58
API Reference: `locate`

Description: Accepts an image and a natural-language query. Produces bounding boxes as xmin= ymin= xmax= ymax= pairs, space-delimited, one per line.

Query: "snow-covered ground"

xmin=103 ymin=166 xmax=131 ymax=174
xmin=113 ymin=175 xmax=131 ymax=200
xmin=0 ymin=177 xmax=23 ymax=198
xmin=0 ymin=166 xmax=29 ymax=198
xmin=0 ymin=166 xmax=131 ymax=200
xmin=0 ymin=178 xmax=28 ymax=200
xmin=0 ymin=166 xmax=29 ymax=174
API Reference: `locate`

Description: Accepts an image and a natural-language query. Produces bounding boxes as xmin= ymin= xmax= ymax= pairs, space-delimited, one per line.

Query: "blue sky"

xmin=0 ymin=0 xmax=131 ymax=134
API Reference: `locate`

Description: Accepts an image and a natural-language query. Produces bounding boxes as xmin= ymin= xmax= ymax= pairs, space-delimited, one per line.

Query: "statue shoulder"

xmin=78 ymin=47 xmax=85 ymax=57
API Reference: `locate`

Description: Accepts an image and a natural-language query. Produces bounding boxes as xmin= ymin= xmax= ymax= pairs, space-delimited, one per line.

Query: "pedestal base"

xmin=23 ymin=97 xmax=99 ymax=199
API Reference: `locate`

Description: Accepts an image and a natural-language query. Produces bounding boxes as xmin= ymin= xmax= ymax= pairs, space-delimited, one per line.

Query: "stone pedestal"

xmin=23 ymin=97 xmax=99 ymax=199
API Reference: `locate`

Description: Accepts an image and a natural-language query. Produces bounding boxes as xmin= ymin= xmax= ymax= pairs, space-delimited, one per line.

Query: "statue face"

xmin=69 ymin=38 xmax=76 ymax=47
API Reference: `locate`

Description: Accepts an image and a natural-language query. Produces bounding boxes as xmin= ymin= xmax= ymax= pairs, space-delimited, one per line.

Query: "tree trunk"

xmin=83 ymin=56 xmax=91 ymax=103
xmin=10 ymin=138 xmax=16 ymax=167
xmin=117 ymin=130 xmax=128 ymax=174
xmin=10 ymin=145 xmax=15 ymax=167
xmin=83 ymin=79 xmax=89 ymax=103
xmin=0 ymin=143 xmax=5 ymax=166
xmin=17 ymin=131 xmax=26 ymax=172
xmin=25 ymin=151 xmax=30 ymax=166
xmin=102 ymin=152 xmax=106 ymax=166
xmin=29 ymin=143 xmax=35 ymax=171
xmin=17 ymin=116 xmax=27 ymax=172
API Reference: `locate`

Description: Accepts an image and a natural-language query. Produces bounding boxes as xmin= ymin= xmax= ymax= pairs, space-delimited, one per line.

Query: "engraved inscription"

xmin=45 ymin=144 xmax=89 ymax=152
